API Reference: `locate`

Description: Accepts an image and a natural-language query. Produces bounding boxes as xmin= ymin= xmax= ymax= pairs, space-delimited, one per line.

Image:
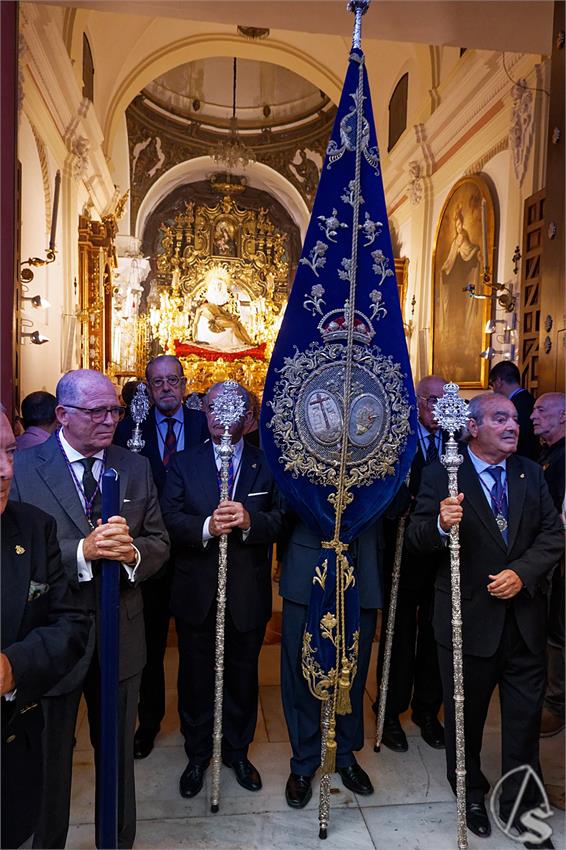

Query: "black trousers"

xmin=137 ymin=567 xmax=172 ymax=734
xmin=438 ymin=605 xmax=546 ymax=817
xmin=176 ymin=605 xmax=266 ymax=765
xmin=281 ymin=599 xmax=377 ymax=776
xmin=374 ymin=580 xmax=443 ymax=719
xmin=33 ymin=657 xmax=140 ymax=850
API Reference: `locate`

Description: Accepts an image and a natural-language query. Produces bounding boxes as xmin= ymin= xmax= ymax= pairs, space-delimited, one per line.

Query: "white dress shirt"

xmin=58 ymin=429 xmax=139 ymax=582
xmin=202 ymin=438 xmax=249 ymax=544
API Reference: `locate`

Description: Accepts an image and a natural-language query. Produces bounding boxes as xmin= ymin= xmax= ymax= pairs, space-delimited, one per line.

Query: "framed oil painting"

xmin=432 ymin=175 xmax=495 ymax=388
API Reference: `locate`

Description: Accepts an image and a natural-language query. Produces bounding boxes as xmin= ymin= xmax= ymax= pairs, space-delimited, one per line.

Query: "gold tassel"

xmin=336 ymin=661 xmax=352 ymax=715
xmin=321 ymin=714 xmax=337 ymax=774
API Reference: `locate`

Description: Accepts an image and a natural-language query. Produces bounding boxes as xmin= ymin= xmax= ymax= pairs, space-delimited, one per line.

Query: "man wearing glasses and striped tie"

xmin=114 ymin=355 xmax=207 ymax=761
xmin=11 ymin=368 xmax=170 ymax=850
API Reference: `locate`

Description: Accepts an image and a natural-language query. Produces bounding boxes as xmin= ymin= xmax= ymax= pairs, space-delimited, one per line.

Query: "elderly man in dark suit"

xmin=114 ymin=354 xmax=207 ymax=759
xmin=11 ymin=369 xmax=170 ymax=850
xmin=1 ymin=408 xmax=89 ymax=850
xmin=488 ymin=361 xmax=538 ymax=459
xmin=161 ymin=381 xmax=285 ymax=799
xmin=279 ymin=517 xmax=383 ymax=808
xmin=407 ymin=393 xmax=563 ymax=845
xmin=376 ymin=374 xmax=447 ymax=753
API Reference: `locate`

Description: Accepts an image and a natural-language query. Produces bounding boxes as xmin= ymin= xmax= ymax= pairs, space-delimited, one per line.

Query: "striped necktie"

xmin=425 ymin=433 xmax=439 ymax=464
xmin=162 ymin=418 xmax=177 ymax=466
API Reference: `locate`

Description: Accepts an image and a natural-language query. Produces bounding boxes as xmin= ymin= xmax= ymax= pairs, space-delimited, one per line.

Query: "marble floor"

xmin=68 ymin=641 xmax=565 ymax=850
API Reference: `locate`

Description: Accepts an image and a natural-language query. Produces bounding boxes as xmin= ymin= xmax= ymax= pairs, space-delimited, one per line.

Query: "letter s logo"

xmin=519 ymin=808 xmax=553 ymax=845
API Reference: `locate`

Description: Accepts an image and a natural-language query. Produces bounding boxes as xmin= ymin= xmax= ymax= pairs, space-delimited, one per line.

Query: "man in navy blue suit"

xmin=114 ymin=355 xmax=207 ymax=759
xmin=279 ymin=516 xmax=383 ymax=807
xmin=161 ymin=381 xmax=285 ymax=799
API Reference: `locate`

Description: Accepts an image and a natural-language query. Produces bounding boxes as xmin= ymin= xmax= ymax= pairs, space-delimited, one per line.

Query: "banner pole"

xmin=98 ymin=468 xmax=120 ymax=850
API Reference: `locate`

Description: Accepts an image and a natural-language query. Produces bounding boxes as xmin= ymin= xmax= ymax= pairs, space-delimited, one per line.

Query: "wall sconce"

xmin=404 ymin=293 xmax=416 ymax=341
xmin=20 ymin=317 xmax=50 ymax=346
xmin=463 ymin=281 xmax=517 ymax=313
xmin=20 ymin=283 xmax=51 ymax=310
xmin=480 ymin=344 xmax=516 ymax=361
xmin=485 ymin=314 xmax=517 ymax=344
xmin=21 ymin=330 xmax=50 ymax=345
xmin=20 ymin=170 xmax=60 ymax=284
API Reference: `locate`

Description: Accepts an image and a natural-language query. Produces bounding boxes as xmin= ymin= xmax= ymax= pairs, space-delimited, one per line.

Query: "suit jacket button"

xmin=6 ymin=734 xmax=16 ymax=743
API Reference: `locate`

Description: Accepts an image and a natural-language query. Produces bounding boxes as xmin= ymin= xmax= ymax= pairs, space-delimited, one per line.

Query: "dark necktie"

xmin=216 ymin=455 xmax=235 ymax=498
xmin=80 ymin=457 xmax=102 ymax=525
xmin=162 ymin=418 xmax=177 ymax=466
xmin=486 ymin=465 xmax=508 ymax=542
xmin=425 ymin=433 xmax=439 ymax=464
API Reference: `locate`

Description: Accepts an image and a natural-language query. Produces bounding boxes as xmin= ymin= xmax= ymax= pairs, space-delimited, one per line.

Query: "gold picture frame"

xmin=432 ymin=175 xmax=495 ymax=388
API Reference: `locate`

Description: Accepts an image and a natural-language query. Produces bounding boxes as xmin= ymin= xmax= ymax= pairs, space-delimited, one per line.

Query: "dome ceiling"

xmin=142 ymin=57 xmax=330 ymax=131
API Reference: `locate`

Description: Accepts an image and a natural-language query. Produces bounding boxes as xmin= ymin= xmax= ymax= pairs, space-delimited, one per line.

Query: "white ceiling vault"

xmin=42 ymin=0 xmax=554 ymax=55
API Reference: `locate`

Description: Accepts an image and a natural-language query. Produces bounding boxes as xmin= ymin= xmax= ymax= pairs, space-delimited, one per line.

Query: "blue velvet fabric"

xmin=261 ymin=48 xmax=417 ymax=692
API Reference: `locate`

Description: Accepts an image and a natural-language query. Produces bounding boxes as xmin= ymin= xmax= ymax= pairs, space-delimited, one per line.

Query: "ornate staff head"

xmin=127 ymin=383 xmax=150 ymax=452
xmin=210 ymin=379 xmax=247 ymax=439
xmin=432 ymin=382 xmax=469 ymax=438
xmin=432 ymin=382 xmax=470 ymax=474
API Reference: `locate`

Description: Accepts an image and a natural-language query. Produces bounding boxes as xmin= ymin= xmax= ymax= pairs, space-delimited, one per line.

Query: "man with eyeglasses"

xmin=114 ymin=354 xmax=207 ymax=760
xmin=10 ymin=369 xmax=170 ymax=850
xmin=375 ymin=374 xmax=448 ymax=754
xmin=407 ymin=393 xmax=562 ymax=844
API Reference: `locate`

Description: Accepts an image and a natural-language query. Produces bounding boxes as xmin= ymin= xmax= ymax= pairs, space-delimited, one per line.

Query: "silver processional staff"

xmin=433 ymin=382 xmax=470 ymax=850
xmin=209 ymin=380 xmax=247 ymax=813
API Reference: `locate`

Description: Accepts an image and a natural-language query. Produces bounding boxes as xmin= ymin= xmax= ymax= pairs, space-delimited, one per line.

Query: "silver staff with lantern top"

xmin=432 ymin=382 xmax=470 ymax=850
xmin=209 ymin=380 xmax=247 ymax=814
xmin=127 ymin=383 xmax=150 ymax=453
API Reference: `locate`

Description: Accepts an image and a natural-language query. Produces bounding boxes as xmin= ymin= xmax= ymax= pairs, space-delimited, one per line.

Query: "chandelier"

xmin=212 ymin=58 xmax=256 ymax=170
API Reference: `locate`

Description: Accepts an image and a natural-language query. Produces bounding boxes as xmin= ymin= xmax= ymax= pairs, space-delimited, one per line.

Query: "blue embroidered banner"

xmin=261 ymin=46 xmax=417 ymax=718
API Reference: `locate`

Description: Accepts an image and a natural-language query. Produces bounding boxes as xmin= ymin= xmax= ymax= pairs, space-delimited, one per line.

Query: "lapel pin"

xmin=520 ymin=473 xmax=525 ymax=479
xmin=15 ymin=545 xmax=25 ymax=555
xmin=252 ymin=463 xmax=257 ymax=469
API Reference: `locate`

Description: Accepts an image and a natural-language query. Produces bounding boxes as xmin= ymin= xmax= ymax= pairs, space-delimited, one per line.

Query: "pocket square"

xmin=247 ymin=491 xmax=269 ymax=497
xmin=28 ymin=581 xmax=49 ymax=602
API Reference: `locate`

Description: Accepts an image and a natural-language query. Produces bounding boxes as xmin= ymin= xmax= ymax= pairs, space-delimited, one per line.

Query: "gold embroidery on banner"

xmin=313 ymin=560 xmax=328 ymax=590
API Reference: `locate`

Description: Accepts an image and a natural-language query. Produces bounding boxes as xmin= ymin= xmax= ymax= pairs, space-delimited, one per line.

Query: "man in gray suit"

xmin=11 ymin=369 xmax=170 ymax=850
xmin=279 ymin=516 xmax=383 ymax=807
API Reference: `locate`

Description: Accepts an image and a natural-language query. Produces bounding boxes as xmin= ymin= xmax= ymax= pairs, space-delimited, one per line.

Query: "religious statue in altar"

xmin=145 ymin=184 xmax=291 ymax=393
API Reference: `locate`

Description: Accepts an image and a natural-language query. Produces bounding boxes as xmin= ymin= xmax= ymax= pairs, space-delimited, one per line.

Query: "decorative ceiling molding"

xmin=126 ymin=95 xmax=335 ymax=226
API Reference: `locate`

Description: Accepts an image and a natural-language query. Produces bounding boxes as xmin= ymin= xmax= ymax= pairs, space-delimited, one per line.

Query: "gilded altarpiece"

xmin=78 ymin=214 xmax=118 ymax=372
xmin=147 ymin=188 xmax=289 ymax=395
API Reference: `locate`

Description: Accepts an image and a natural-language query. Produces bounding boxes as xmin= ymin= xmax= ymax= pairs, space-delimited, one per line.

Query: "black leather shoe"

xmin=133 ymin=729 xmax=156 ymax=760
xmin=381 ymin=716 xmax=408 ymax=752
xmin=512 ymin=821 xmax=554 ymax=849
xmin=223 ymin=758 xmax=262 ymax=792
xmin=179 ymin=762 xmax=205 ymax=798
xmin=338 ymin=763 xmax=374 ymax=796
xmin=412 ymin=713 xmax=445 ymax=749
xmin=285 ymin=773 xmax=313 ymax=808
xmin=466 ymin=801 xmax=491 ymax=837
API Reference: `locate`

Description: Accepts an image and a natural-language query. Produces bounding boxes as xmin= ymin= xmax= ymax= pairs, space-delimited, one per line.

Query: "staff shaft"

xmin=443 ymin=438 xmax=468 ymax=850
xmin=374 ymin=514 xmax=406 ymax=751
xmin=210 ymin=434 xmax=234 ymax=813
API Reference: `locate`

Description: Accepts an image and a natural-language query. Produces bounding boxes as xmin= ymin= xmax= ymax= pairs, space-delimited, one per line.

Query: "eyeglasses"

xmin=64 ymin=405 xmax=126 ymax=423
xmin=418 ymin=395 xmax=442 ymax=409
xmin=148 ymin=375 xmax=184 ymax=388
